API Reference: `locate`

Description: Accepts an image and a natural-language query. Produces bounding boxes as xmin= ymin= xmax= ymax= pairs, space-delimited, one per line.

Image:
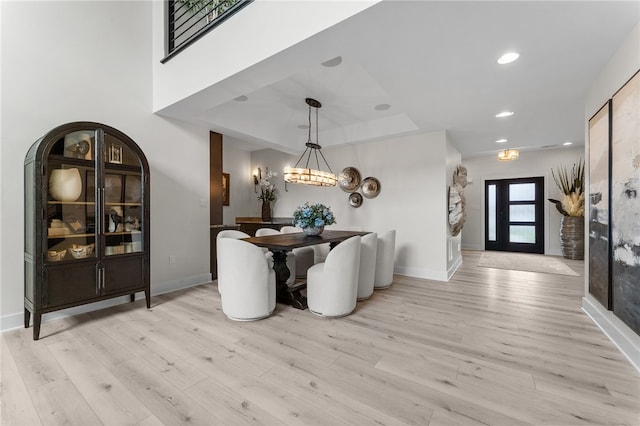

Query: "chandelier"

xmin=497 ymin=148 xmax=519 ymax=161
xmin=284 ymin=98 xmax=337 ymax=187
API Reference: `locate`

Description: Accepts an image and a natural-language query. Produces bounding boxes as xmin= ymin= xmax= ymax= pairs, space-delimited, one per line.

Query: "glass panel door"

xmin=508 ymin=183 xmax=537 ymax=244
xmin=487 ymin=184 xmax=497 ymax=241
xmin=485 ymin=177 xmax=544 ymax=253
xmin=45 ymin=131 xmax=98 ymax=263
xmin=103 ymin=133 xmax=144 ymax=256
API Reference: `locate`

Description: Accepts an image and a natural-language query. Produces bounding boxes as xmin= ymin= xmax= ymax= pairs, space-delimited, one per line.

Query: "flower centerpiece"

xmin=257 ymin=169 xmax=277 ymax=221
xmin=292 ymin=202 xmax=336 ymax=236
xmin=549 ymin=159 xmax=585 ymax=260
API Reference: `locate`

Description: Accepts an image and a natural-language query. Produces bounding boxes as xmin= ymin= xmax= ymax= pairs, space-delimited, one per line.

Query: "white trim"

xmin=462 ymin=243 xmax=483 ymax=251
xmin=0 ymin=273 xmax=212 ymax=333
xmin=447 ymin=256 xmax=463 ymax=281
xmin=582 ymin=296 xmax=640 ymax=373
xmin=394 ymin=266 xmax=448 ymax=282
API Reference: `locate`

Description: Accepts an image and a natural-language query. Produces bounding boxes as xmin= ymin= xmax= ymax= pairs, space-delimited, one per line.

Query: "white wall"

xmin=461 ymin=147 xmax=584 ymax=255
xmin=250 ymin=131 xmax=456 ymax=281
xmin=222 ymin=137 xmax=253 ymax=225
xmin=583 ymin=22 xmax=640 ymax=371
xmin=1 ymin=1 xmax=212 ymax=330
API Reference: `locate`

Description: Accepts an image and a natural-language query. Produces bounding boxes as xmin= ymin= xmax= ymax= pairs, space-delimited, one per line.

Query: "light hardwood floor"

xmin=2 ymin=251 xmax=639 ymax=425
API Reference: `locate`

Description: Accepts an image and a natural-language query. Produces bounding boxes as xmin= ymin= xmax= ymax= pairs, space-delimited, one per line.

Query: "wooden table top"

xmin=243 ymin=230 xmax=369 ymax=251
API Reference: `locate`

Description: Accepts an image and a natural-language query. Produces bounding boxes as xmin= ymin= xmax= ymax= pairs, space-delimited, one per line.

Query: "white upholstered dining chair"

xmin=307 ymin=236 xmax=361 ymax=317
xmin=255 ymin=228 xmax=296 ymax=285
xmin=312 ymin=225 xmax=363 ymax=263
xmin=374 ymin=230 xmax=396 ymax=289
xmin=216 ymin=230 xmax=251 ymax=294
xmin=216 ymin=229 xmax=250 ymax=241
xmin=357 ymin=232 xmax=378 ymax=301
xmin=280 ymin=225 xmax=315 ymax=278
xmin=217 ymin=238 xmax=276 ymax=321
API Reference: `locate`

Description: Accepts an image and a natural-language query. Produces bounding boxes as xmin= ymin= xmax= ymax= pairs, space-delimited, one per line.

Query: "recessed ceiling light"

xmin=495 ymin=111 xmax=514 ymax=118
xmin=497 ymin=52 xmax=520 ymax=65
xmin=374 ymin=103 xmax=391 ymax=111
xmin=563 ymin=141 xmax=573 ymax=146
xmin=321 ymin=56 xmax=342 ymax=67
xmin=496 ymin=139 xmax=508 ymax=143
xmin=234 ymin=95 xmax=248 ymax=102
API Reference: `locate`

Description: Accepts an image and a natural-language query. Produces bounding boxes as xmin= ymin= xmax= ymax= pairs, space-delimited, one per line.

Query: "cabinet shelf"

xmin=48 ymin=201 xmax=95 ymax=206
xmin=105 ymin=202 xmax=142 ymax=207
xmin=105 ymin=231 xmax=142 ymax=236
xmin=48 ymin=233 xmax=95 ymax=239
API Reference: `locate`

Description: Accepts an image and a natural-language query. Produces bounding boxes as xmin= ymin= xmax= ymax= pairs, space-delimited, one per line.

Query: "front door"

xmin=485 ymin=177 xmax=544 ymax=254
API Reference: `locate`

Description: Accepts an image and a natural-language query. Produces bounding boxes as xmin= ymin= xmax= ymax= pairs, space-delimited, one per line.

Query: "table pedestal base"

xmin=272 ymin=251 xmax=307 ymax=309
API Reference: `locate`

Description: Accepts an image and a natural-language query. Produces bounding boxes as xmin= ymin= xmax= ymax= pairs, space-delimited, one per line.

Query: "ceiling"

xmin=159 ymin=1 xmax=640 ymax=158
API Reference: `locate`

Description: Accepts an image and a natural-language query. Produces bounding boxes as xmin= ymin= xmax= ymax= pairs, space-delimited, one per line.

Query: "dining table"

xmin=242 ymin=230 xmax=369 ymax=310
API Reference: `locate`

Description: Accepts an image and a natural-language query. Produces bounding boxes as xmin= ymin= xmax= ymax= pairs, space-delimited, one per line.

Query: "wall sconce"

xmin=253 ymin=167 xmax=261 ymax=193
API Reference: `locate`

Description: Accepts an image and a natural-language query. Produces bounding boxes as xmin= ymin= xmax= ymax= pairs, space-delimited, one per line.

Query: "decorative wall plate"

xmin=339 ymin=167 xmax=361 ymax=192
xmin=349 ymin=192 xmax=363 ymax=208
xmin=361 ymin=177 xmax=381 ymax=198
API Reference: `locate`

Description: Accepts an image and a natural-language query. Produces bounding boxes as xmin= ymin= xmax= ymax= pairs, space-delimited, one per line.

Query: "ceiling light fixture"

xmin=496 ymin=139 xmax=508 ymax=143
xmin=284 ymin=98 xmax=337 ymax=187
xmin=497 ymin=52 xmax=520 ymax=64
xmin=495 ymin=111 xmax=514 ymax=118
xmin=321 ymin=56 xmax=342 ymax=67
xmin=563 ymin=141 xmax=573 ymax=146
xmin=374 ymin=103 xmax=391 ymax=111
xmin=497 ymin=148 xmax=519 ymax=161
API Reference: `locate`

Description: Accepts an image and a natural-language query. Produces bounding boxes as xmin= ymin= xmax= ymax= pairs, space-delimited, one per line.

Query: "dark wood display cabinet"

xmin=24 ymin=122 xmax=150 ymax=340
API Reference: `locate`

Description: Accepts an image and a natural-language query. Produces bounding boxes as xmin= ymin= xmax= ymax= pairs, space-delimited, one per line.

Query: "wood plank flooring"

xmin=2 ymin=251 xmax=639 ymax=425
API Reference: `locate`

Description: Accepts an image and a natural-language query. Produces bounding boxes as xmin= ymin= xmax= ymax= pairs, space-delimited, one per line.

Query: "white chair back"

xmin=280 ymin=226 xmax=302 ymax=234
xmin=216 ymin=230 xmax=250 ymax=294
xmin=307 ymin=236 xmax=361 ymax=317
xmin=217 ymin=238 xmax=275 ymax=321
xmin=374 ymin=230 xmax=396 ymax=289
xmin=217 ymin=230 xmax=250 ymax=240
xmin=357 ymin=232 xmax=378 ymax=300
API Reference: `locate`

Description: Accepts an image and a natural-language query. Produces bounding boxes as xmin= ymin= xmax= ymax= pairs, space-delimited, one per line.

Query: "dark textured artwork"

xmin=611 ymin=70 xmax=640 ymax=335
xmin=588 ymin=102 xmax=611 ymax=309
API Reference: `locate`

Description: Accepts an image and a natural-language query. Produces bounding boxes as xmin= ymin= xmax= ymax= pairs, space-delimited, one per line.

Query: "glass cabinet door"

xmin=103 ymin=132 xmax=144 ymax=256
xmin=45 ymin=130 xmax=98 ymax=263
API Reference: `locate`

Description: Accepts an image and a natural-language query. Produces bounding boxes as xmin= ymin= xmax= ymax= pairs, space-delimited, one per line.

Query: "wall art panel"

xmin=611 ymin=70 xmax=640 ymax=335
xmin=588 ymin=101 xmax=611 ymax=309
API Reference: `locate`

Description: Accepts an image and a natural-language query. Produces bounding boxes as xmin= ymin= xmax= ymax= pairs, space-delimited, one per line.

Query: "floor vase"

xmin=560 ymin=216 xmax=584 ymax=260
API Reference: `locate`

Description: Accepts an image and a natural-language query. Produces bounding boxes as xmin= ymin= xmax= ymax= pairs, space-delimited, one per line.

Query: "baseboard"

xmin=151 ymin=273 xmax=212 ymax=296
xmin=582 ymin=296 xmax=640 ymax=373
xmin=447 ymin=256 xmax=463 ymax=281
xmin=394 ymin=266 xmax=448 ymax=282
xmin=0 ymin=273 xmax=212 ymax=334
xmin=462 ymin=243 xmax=483 ymax=251
xmin=546 ymin=248 xmax=563 ymax=256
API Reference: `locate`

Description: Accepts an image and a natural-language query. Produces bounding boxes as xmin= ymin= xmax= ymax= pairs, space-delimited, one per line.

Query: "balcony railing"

xmin=162 ymin=0 xmax=252 ymax=63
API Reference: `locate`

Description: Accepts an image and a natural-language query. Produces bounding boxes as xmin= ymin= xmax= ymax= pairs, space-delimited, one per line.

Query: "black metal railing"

xmin=162 ymin=0 xmax=252 ymax=63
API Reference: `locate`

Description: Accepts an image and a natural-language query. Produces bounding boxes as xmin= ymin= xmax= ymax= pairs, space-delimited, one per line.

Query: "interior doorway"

xmin=485 ymin=177 xmax=544 ymax=254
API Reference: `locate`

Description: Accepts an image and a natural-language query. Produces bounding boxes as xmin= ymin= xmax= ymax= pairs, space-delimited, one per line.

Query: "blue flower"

xmin=292 ymin=202 xmax=337 ymax=229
